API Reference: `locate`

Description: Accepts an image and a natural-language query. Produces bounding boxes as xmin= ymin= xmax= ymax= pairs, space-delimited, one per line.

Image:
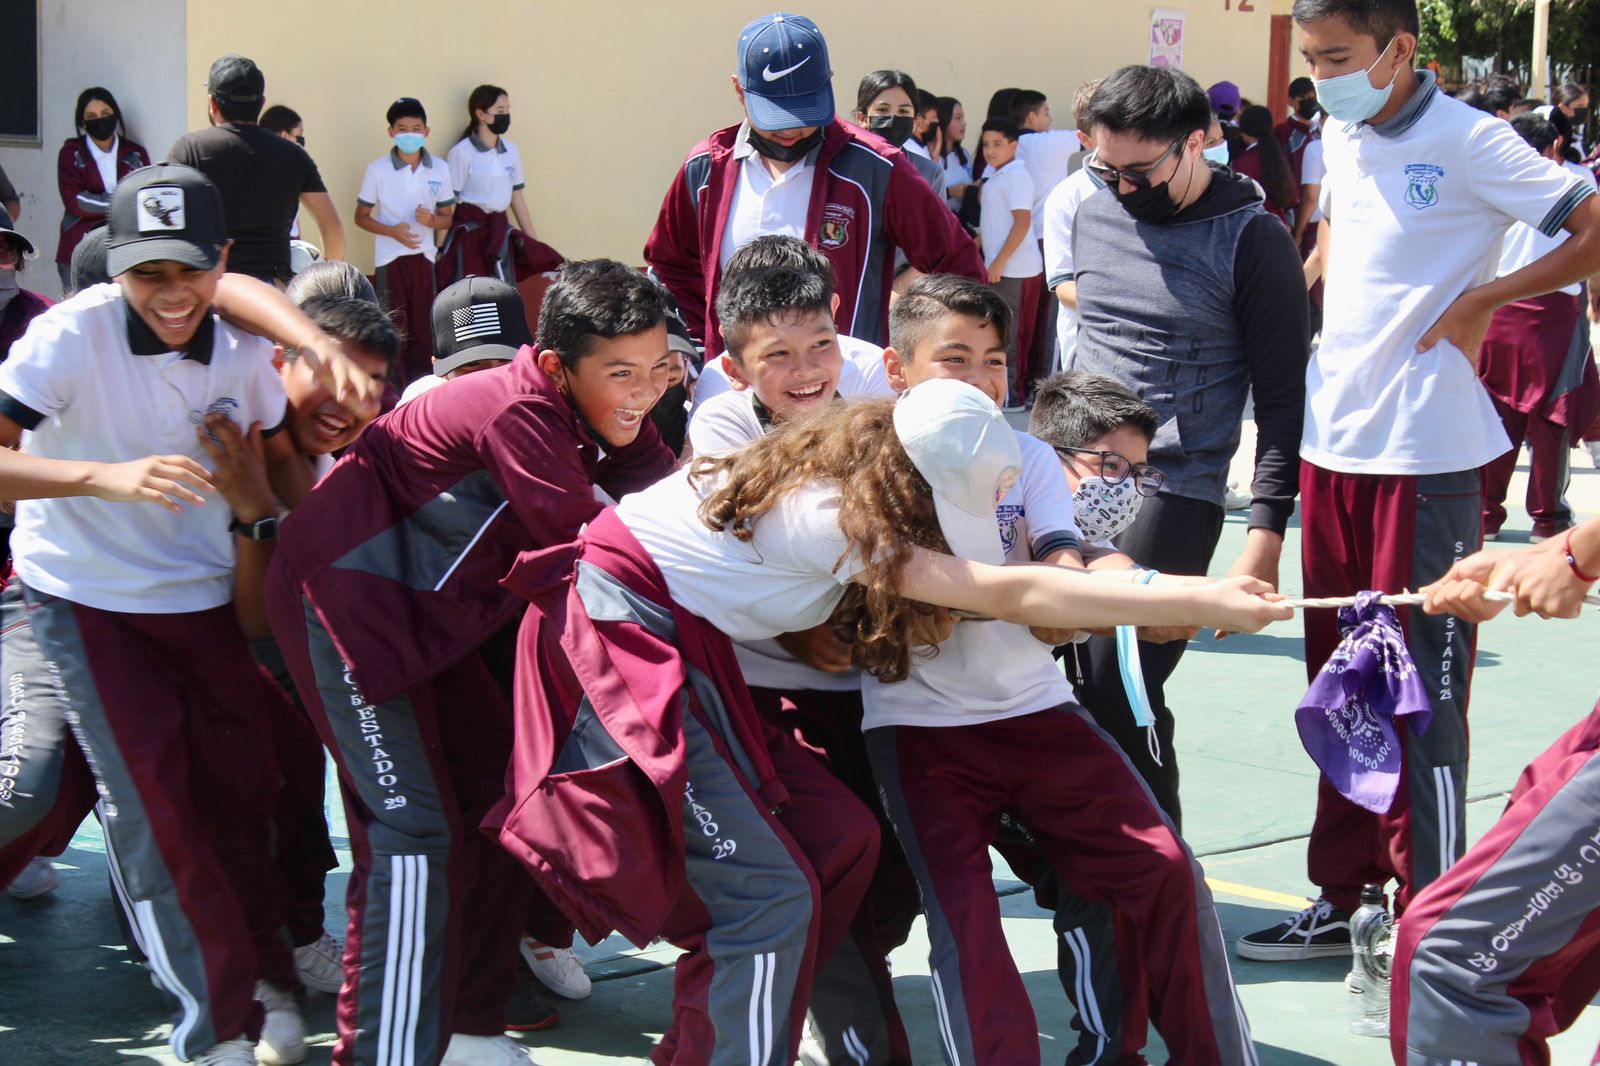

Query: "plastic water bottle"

xmin=1346 ymin=883 xmax=1392 ymax=1037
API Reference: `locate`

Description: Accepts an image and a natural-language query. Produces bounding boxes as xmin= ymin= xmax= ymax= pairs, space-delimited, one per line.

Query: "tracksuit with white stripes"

xmin=265 ymin=350 xmax=675 ymax=1065
xmin=1392 ymin=701 xmax=1600 ymax=1065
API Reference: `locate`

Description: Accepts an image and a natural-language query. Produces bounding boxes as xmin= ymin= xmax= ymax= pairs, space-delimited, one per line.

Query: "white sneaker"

xmin=1587 ymin=440 xmax=1600 ymax=468
xmin=1224 ymin=483 xmax=1252 ymax=511
xmin=293 ymin=933 xmax=344 ymax=994
xmin=442 ymin=1033 xmax=540 ymax=1065
xmin=254 ymin=982 xmax=307 ymax=1065
xmin=195 ymin=1038 xmax=256 ymax=1065
xmin=5 ymin=856 xmax=60 ymax=899
xmin=518 ymin=937 xmax=592 ymax=1000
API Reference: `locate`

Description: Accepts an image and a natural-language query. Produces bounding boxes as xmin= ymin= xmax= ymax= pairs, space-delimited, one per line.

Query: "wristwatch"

xmin=229 ymin=514 xmax=279 ymax=542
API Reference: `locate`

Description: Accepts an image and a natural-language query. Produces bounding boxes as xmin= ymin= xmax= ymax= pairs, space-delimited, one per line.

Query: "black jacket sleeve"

xmin=1231 ymin=212 xmax=1309 ymax=536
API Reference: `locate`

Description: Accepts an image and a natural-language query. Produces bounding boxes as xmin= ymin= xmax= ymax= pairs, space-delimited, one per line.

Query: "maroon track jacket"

xmin=270 ymin=348 xmax=675 ymax=706
xmin=644 ymin=119 xmax=985 ymax=353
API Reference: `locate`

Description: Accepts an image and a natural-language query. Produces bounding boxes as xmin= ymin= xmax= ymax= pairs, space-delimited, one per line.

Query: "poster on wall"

xmin=1149 ymin=8 xmax=1186 ymax=69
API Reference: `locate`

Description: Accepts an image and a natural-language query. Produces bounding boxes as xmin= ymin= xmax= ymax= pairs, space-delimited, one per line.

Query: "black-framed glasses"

xmin=1056 ymin=446 xmax=1165 ymax=496
xmin=1084 ymin=139 xmax=1184 ymax=189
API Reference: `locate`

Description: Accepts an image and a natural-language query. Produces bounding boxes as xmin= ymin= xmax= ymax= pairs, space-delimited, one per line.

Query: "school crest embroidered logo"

xmin=427 ymin=180 xmax=442 ymax=198
xmin=1403 ymin=163 xmax=1444 ymax=211
xmin=137 ymin=187 xmax=186 ymax=232
xmin=995 ymin=503 xmax=1023 ymax=555
xmin=819 ymin=203 xmax=854 ymax=249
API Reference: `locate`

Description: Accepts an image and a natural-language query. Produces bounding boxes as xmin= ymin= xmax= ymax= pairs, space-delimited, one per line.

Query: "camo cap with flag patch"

xmin=430 ymin=275 xmax=534 ymax=377
xmin=106 ymin=164 xmax=228 ymax=277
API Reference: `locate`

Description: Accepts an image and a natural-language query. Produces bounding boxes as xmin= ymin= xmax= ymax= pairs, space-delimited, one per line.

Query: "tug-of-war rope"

xmin=1278 ymin=590 xmax=1600 ymax=610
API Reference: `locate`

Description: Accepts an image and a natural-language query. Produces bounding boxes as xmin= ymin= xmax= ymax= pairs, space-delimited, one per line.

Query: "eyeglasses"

xmin=1055 ymin=446 xmax=1165 ymax=496
xmin=1084 ymin=139 xmax=1184 ymax=189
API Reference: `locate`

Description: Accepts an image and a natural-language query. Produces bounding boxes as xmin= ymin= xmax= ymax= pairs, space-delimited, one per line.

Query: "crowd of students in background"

xmin=7 ymin=2 xmax=1600 ymax=1066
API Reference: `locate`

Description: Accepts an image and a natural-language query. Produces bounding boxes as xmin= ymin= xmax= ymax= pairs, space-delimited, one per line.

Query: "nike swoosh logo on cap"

xmin=762 ymin=56 xmax=812 ymax=82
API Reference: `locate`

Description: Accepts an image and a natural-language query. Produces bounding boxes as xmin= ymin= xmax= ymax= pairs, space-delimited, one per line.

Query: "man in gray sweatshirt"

xmin=1066 ymin=64 xmax=1309 ymax=822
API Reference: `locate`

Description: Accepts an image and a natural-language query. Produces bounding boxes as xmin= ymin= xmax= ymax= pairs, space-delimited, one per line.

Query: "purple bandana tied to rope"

xmin=1295 ymin=591 xmax=1432 ymax=814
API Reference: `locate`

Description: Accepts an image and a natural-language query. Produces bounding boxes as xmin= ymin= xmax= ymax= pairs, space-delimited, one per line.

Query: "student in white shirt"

xmin=865 ymin=277 xmax=1256 ymax=1065
xmin=0 ymin=164 xmax=314 ymax=1066
xmin=1239 ymin=0 xmax=1600 ymax=972
xmin=687 ymin=258 xmax=922 ymax=1065
xmin=438 ymin=84 xmax=561 ymax=288
xmin=689 ymin=236 xmax=894 ymax=421
xmin=1477 ymin=112 xmax=1600 ymax=544
xmin=978 ymin=118 xmax=1044 ymax=407
xmin=354 ymin=97 xmax=455 ymax=385
xmin=935 ymin=96 xmax=973 ymax=212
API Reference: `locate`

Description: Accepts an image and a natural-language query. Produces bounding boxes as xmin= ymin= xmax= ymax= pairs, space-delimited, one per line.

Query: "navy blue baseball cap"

xmin=736 ymin=13 xmax=835 ymax=130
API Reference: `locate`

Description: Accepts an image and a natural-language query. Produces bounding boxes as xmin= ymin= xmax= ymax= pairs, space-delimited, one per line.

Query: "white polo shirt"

xmin=684 ymin=389 xmax=863 ymax=692
xmin=616 ymin=470 xmax=859 ymax=641
xmin=718 ymin=128 xmax=818 ymax=272
xmin=689 ymin=333 xmax=893 ymax=415
xmin=861 ymin=431 xmax=1081 ymax=731
xmin=446 ymin=134 xmax=524 ymax=214
xmin=1307 ymin=75 xmax=1595 ymax=475
xmin=0 ymin=284 xmax=286 ymax=614
xmin=1496 ymin=160 xmax=1599 ymax=296
xmin=88 ymin=135 xmax=120 ymax=197
xmin=943 ymin=150 xmax=973 ymax=210
xmin=1017 ymin=129 xmax=1079 ymax=240
xmin=980 ymin=159 xmax=1043 ymax=278
xmin=1041 ymin=166 xmax=1101 ymax=369
xmin=358 ymin=148 xmax=456 ymax=267
xmin=1299 ymin=137 xmax=1326 ymax=225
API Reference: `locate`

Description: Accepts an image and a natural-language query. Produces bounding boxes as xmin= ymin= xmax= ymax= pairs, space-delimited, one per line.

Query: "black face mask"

xmin=1574 ymin=107 xmax=1590 ymax=126
xmin=747 ymin=126 xmax=823 ymax=163
xmin=488 ymin=114 xmax=511 ymax=136
xmin=84 ymin=115 xmax=118 ymax=141
xmin=1112 ymin=177 xmax=1180 ymax=224
xmin=1296 ymin=97 xmax=1320 ymax=120
xmin=919 ymin=121 xmax=941 ymax=147
xmin=866 ymin=115 xmax=916 ymax=148
xmin=295 ymin=134 xmax=306 ymax=147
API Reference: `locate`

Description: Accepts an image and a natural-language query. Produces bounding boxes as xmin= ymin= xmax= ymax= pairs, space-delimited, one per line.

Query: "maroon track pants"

xmin=1393 ymin=703 xmax=1600 ymax=1065
xmin=1300 ymin=462 xmax=1482 ymax=914
xmin=375 ymin=253 xmax=437 ymax=387
xmin=24 ymin=587 xmax=296 ymax=1058
xmin=866 ymin=707 xmax=1254 ymax=1065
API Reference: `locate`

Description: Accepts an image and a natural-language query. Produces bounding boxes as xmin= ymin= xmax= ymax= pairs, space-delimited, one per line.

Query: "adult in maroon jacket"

xmin=55 ymin=87 xmax=149 ymax=290
xmin=644 ymin=12 xmax=982 ymax=355
xmin=264 ymin=261 xmax=677 ymax=1066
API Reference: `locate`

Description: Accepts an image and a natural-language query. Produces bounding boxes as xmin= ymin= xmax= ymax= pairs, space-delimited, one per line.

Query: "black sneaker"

xmin=1235 ymin=897 xmax=1352 ymax=961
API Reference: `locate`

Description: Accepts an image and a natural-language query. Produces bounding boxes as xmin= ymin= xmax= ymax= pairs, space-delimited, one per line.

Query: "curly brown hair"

xmin=692 ymin=400 xmax=952 ymax=683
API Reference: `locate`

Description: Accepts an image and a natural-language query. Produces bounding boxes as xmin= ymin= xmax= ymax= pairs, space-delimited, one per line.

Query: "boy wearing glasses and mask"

xmin=1069 ymin=64 xmax=1308 ymax=828
xmin=868 ymin=275 xmax=1256 ymax=1066
xmin=1238 ymin=0 xmax=1600 ymax=965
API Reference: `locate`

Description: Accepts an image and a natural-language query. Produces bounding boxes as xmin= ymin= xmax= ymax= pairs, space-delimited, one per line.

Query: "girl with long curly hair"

xmin=500 ymin=380 xmax=1287 ymax=1066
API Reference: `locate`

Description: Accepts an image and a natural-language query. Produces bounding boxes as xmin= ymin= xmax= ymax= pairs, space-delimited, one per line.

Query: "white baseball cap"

xmin=893 ymin=379 xmax=1022 ymax=567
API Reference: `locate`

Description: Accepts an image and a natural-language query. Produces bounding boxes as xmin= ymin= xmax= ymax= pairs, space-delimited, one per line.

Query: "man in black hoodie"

xmin=1066 ymin=64 xmax=1308 ymax=822
xmin=1028 ymin=68 xmax=1306 ymax=1060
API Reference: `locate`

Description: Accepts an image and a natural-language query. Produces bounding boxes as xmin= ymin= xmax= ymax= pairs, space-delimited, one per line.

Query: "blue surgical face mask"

xmin=392 ymin=132 xmax=427 ymax=154
xmin=1202 ymin=143 xmax=1231 ymax=166
xmin=1313 ymin=37 xmax=1400 ymax=124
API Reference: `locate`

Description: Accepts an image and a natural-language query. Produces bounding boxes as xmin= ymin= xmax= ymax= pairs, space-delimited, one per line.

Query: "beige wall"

xmin=188 ymin=1 xmax=1279 ymax=272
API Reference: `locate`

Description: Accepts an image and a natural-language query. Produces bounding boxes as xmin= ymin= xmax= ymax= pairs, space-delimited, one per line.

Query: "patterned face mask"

xmin=1072 ymin=476 xmax=1144 ymax=542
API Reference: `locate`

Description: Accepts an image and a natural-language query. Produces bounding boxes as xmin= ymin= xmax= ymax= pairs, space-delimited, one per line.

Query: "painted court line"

xmin=1204 ymin=877 xmax=1312 ymax=910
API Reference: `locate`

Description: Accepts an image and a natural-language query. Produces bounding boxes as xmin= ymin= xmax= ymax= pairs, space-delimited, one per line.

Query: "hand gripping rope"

xmin=1277 ymin=590 xmax=1600 ymax=610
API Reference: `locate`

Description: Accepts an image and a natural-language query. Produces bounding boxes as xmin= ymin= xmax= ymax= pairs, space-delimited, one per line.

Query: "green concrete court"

xmin=5 ymin=437 xmax=1600 ymax=1064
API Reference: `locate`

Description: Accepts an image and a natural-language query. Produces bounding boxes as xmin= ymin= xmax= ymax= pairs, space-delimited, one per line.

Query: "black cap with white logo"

xmin=208 ymin=54 xmax=265 ymax=104
xmin=430 ymin=276 xmax=533 ymax=377
xmin=105 ymin=164 xmax=228 ymax=277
